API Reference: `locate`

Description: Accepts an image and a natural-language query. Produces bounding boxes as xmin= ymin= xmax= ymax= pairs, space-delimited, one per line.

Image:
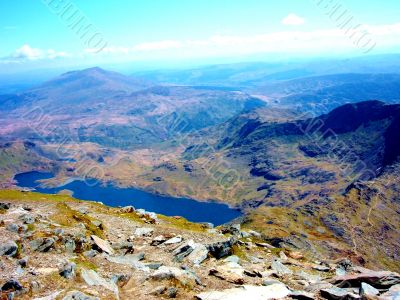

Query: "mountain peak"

xmin=31 ymin=67 xmax=152 ymax=96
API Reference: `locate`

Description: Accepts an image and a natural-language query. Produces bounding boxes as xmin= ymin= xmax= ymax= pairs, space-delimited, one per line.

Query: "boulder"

xmin=166 ymin=287 xmax=178 ymax=298
xmin=59 ymin=261 xmax=76 ymax=279
xmin=107 ymin=253 xmax=145 ymax=266
xmin=91 ymin=235 xmax=114 ymax=255
xmin=255 ymin=242 xmax=275 ymax=249
xmin=289 ymin=291 xmax=315 ymax=300
xmin=187 ymin=244 xmax=209 ymax=265
xmin=271 ymin=260 xmax=293 ymax=276
xmin=90 ymin=220 xmax=103 ymax=229
xmin=6 ymin=223 xmax=21 ymax=233
xmin=320 ymin=287 xmax=360 ymax=299
xmin=289 ymin=251 xmax=304 ymax=260
xmin=83 ymin=250 xmax=98 ymax=258
xmin=81 ymin=269 xmax=118 ymax=296
xmin=134 ymin=227 xmax=154 ymax=237
xmin=63 ymin=238 xmax=76 ymax=253
xmin=172 ymin=240 xmax=196 ymax=262
xmin=149 ymin=286 xmax=167 ymax=296
xmin=18 ymin=257 xmax=28 ymax=268
xmin=379 ymin=284 xmax=400 ymax=299
xmin=121 ymin=206 xmax=135 ymax=213
xmin=151 ymin=235 xmax=167 ymax=246
xmin=112 ymin=241 xmax=134 ymax=252
xmin=331 ymin=270 xmax=400 ymax=289
xmin=30 ymin=237 xmax=55 ymax=252
xmin=209 ymin=261 xmax=245 ymax=284
xmin=151 ymin=266 xmax=198 ymax=287
xmin=0 ymin=241 xmax=18 ymax=257
xmin=207 ymin=237 xmax=237 ymax=259
xmin=0 ymin=202 xmax=10 ymax=210
xmin=62 ymin=290 xmax=99 ymax=300
xmin=196 ymin=284 xmax=290 ymax=300
xmin=360 ymin=282 xmax=379 ymax=297
xmin=19 ymin=213 xmax=35 ymax=224
xmin=164 ymin=236 xmax=183 ymax=245
xmin=1 ymin=279 xmax=23 ymax=292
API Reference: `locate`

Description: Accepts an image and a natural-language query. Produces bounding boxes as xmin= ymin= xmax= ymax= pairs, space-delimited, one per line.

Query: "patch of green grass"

xmin=72 ymin=256 xmax=98 ymax=271
xmin=158 ymin=215 xmax=207 ymax=232
xmin=51 ymin=202 xmax=104 ymax=238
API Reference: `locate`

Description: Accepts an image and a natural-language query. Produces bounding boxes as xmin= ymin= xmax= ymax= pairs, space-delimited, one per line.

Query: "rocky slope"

xmin=1 ymin=190 xmax=399 ymax=300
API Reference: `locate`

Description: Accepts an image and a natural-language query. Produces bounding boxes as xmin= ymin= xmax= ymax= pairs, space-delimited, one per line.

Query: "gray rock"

xmin=151 ymin=235 xmax=167 ymax=246
xmin=0 ymin=202 xmax=10 ymax=210
xmin=19 ymin=214 xmax=35 ymax=224
xmin=78 ymin=208 xmax=89 ymax=214
xmin=380 ymin=284 xmax=400 ymax=299
xmin=320 ymin=287 xmax=359 ymax=300
xmin=166 ymin=287 xmax=178 ymax=298
xmin=112 ymin=241 xmax=134 ymax=252
xmin=30 ymin=238 xmax=55 ymax=252
xmin=151 ymin=266 xmax=198 ymax=286
xmin=150 ymin=286 xmax=166 ymax=296
xmin=30 ymin=281 xmax=40 ymax=292
xmin=312 ymin=264 xmax=330 ymax=272
xmin=81 ymin=269 xmax=119 ymax=296
xmin=224 ymin=255 xmax=240 ymax=264
xmin=91 ymin=220 xmax=102 ymax=229
xmin=111 ymin=274 xmax=130 ymax=284
xmin=121 ymin=206 xmax=135 ymax=213
xmin=91 ymin=235 xmax=114 ymax=255
xmin=1 ymin=279 xmax=23 ymax=292
xmin=331 ymin=270 xmax=400 ymax=289
xmin=106 ymin=253 xmax=145 ymax=266
xmin=164 ymin=236 xmax=183 ymax=245
xmin=83 ymin=250 xmax=98 ymax=258
xmin=6 ymin=223 xmax=20 ymax=233
xmin=0 ymin=241 xmax=18 ymax=257
xmin=59 ymin=262 xmax=76 ymax=279
xmin=196 ymin=284 xmax=291 ymax=300
xmin=62 ymin=290 xmax=99 ymax=300
xmin=296 ymin=271 xmax=321 ymax=284
xmin=187 ymin=244 xmax=209 ymax=265
xmin=63 ymin=238 xmax=76 ymax=253
xmin=263 ymin=279 xmax=283 ymax=286
xmin=144 ymin=262 xmax=163 ymax=270
xmin=200 ymin=222 xmax=214 ymax=229
xmin=54 ymin=228 xmax=64 ymax=236
xmin=134 ymin=227 xmax=154 ymax=237
xmin=18 ymin=257 xmax=28 ymax=268
xmin=173 ymin=240 xmax=195 ymax=262
xmin=289 ymin=290 xmax=315 ymax=300
xmin=271 ymin=260 xmax=293 ymax=276
xmin=207 ymin=237 xmax=237 ymax=259
xmin=360 ymin=282 xmax=379 ymax=297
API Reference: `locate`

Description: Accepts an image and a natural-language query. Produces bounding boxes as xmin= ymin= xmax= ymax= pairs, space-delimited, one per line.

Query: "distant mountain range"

xmin=0 ymin=67 xmax=265 ymax=148
xmin=133 ymin=54 xmax=400 ymax=87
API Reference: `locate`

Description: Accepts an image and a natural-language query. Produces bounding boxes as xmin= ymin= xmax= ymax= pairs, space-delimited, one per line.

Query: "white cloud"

xmin=281 ymin=13 xmax=305 ymax=26
xmin=1 ymin=44 xmax=68 ymax=63
xmin=83 ymin=22 xmax=400 ymax=59
xmin=13 ymin=45 xmax=43 ymax=60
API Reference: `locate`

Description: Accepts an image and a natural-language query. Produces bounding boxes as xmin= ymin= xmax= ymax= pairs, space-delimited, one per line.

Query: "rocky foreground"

xmin=0 ymin=191 xmax=399 ymax=300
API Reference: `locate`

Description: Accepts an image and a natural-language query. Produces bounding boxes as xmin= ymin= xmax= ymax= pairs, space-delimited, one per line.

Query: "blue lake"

xmin=14 ymin=171 xmax=242 ymax=226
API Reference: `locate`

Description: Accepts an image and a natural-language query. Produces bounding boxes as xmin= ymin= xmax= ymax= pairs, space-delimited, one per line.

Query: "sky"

xmin=0 ymin=0 xmax=400 ymax=73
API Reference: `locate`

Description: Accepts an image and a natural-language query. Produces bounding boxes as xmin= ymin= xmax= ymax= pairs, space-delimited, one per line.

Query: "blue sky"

xmin=1 ymin=0 xmax=399 ymax=72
